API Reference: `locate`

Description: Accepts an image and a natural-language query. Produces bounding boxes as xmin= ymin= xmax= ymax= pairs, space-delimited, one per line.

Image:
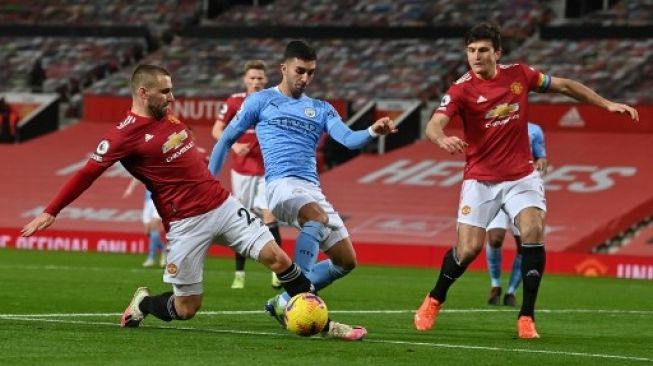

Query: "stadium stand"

xmin=0 ymin=37 xmax=146 ymax=94
xmin=0 ymin=37 xmax=147 ymax=117
xmin=87 ymin=37 xmax=462 ymax=107
xmin=205 ymin=0 xmax=547 ymax=33
xmin=506 ymin=38 xmax=653 ymax=104
xmin=616 ymin=223 xmax=653 ymax=256
xmin=84 ymin=35 xmax=653 ymax=107
xmin=0 ymin=0 xmax=202 ymax=116
xmin=0 ymin=0 xmax=202 ymax=40
xmin=2 ymin=1 xmax=648 ymax=109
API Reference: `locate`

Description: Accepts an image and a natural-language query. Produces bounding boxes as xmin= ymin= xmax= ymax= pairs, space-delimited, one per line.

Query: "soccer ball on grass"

xmin=284 ymin=293 xmax=329 ymax=336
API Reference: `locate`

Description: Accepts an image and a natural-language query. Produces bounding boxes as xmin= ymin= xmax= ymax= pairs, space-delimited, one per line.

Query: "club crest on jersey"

xmin=304 ymin=107 xmax=316 ymax=118
xmin=168 ymin=115 xmax=181 ymax=124
xmin=485 ymin=103 xmax=519 ymax=119
xmin=162 ymin=130 xmax=189 ymax=153
xmin=510 ymin=82 xmax=524 ymax=95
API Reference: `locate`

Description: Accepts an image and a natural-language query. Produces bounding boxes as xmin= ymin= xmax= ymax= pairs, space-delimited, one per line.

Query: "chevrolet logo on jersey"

xmin=162 ymin=130 xmax=188 ymax=153
xmin=484 ymin=103 xmax=520 ymax=119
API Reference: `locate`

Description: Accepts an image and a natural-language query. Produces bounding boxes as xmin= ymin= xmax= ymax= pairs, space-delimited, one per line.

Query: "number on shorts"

xmin=237 ymin=208 xmax=260 ymax=226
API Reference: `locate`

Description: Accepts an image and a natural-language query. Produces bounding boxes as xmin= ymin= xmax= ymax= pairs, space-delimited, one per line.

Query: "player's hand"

xmin=435 ymin=135 xmax=467 ymax=154
xmin=21 ymin=213 xmax=55 ymax=237
xmin=534 ymin=158 xmax=549 ymax=176
xmin=607 ymin=102 xmax=639 ymax=122
xmin=371 ymin=117 xmax=398 ymax=136
xmin=232 ymin=143 xmax=251 ymax=156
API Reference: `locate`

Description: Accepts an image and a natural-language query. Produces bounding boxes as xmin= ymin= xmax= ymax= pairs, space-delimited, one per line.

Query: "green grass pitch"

xmin=0 ymin=249 xmax=651 ymax=365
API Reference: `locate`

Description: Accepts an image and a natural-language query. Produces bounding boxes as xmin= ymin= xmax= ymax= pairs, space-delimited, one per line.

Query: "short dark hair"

xmin=465 ymin=22 xmax=502 ymax=50
xmin=130 ymin=64 xmax=170 ymax=94
xmin=283 ymin=40 xmax=317 ymax=62
xmin=244 ymin=60 xmax=266 ymax=73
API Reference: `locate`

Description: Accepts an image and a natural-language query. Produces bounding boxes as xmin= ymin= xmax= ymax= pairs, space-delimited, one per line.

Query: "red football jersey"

xmin=436 ymin=63 xmax=550 ymax=181
xmin=219 ymin=93 xmax=264 ymax=176
xmin=46 ymin=111 xmax=229 ymax=229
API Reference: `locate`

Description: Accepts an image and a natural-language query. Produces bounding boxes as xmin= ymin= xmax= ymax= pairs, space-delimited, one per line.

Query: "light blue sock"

xmin=281 ymin=259 xmax=348 ymax=302
xmin=294 ymin=221 xmax=329 ymax=275
xmin=486 ymin=243 xmax=502 ymax=287
xmin=507 ymin=254 xmax=523 ymax=294
xmin=308 ymin=259 xmax=347 ymax=291
xmin=147 ymin=229 xmax=163 ymax=260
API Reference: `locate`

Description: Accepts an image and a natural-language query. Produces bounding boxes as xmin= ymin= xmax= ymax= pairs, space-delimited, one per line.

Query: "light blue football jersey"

xmin=209 ymin=87 xmax=373 ymax=185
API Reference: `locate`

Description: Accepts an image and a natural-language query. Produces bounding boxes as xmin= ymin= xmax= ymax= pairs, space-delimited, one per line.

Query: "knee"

xmin=336 ymin=257 xmax=357 ymax=272
xmin=487 ymin=238 xmax=503 ymax=249
xmin=298 ymin=203 xmax=329 ymax=226
xmin=313 ymin=213 xmax=329 ymax=225
xmin=302 ymin=216 xmax=329 ymax=232
xmin=518 ymin=221 xmax=544 ymax=242
xmin=487 ymin=230 xmax=506 ymax=248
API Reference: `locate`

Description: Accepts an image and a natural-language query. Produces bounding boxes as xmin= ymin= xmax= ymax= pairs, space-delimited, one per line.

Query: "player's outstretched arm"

xmin=425 ymin=113 xmax=467 ymax=154
xmin=20 ymin=162 xmax=106 ymax=237
xmin=548 ymin=77 xmax=639 ymax=122
xmin=212 ymin=118 xmax=251 ymax=156
xmin=21 ymin=213 xmax=55 ymax=237
xmin=209 ymin=96 xmax=259 ymax=174
xmin=326 ymin=115 xmax=396 ymax=150
xmin=208 ymin=122 xmax=246 ymax=175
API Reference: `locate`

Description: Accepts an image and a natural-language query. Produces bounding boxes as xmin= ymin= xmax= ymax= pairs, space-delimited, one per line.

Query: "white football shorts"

xmin=164 ymin=196 xmax=273 ymax=296
xmin=230 ymin=170 xmax=268 ymax=211
xmin=457 ymin=170 xmax=546 ymax=230
xmin=486 ymin=210 xmax=521 ymax=236
xmin=267 ymin=177 xmax=348 ymax=251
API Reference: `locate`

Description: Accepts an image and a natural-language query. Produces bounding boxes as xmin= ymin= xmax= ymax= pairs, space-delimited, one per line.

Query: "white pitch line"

xmin=363 ymin=339 xmax=653 ymax=363
xmin=1 ymin=308 xmax=652 ymax=318
xmin=2 ymin=316 xmax=651 ymax=363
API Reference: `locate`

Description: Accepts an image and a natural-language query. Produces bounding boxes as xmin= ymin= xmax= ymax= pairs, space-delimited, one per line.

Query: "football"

xmin=284 ymin=293 xmax=329 ymax=336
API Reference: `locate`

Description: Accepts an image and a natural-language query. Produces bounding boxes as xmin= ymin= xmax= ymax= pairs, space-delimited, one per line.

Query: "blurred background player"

xmin=123 ymin=178 xmax=166 ymax=268
xmin=486 ymin=121 xmax=548 ymax=306
xmin=212 ymin=60 xmax=283 ymax=289
xmin=209 ymin=40 xmax=397 ymax=340
xmin=414 ymin=22 xmax=638 ymax=339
